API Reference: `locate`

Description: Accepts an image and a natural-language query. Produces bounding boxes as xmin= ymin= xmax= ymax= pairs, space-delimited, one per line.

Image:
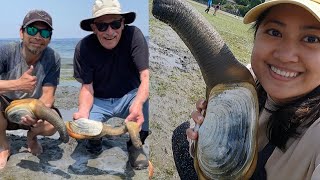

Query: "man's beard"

xmin=27 ymin=46 xmax=42 ymax=55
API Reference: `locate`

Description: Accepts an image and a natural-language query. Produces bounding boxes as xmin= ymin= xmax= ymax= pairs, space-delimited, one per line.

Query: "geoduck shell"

xmin=195 ymin=83 xmax=258 ymax=179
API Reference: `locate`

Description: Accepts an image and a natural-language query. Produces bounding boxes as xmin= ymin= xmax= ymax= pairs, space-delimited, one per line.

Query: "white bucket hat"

xmin=243 ymin=0 xmax=320 ymax=24
xmin=80 ymin=0 xmax=136 ymax=31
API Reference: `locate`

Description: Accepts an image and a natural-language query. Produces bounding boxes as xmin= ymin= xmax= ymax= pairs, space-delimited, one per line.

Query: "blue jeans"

xmin=89 ymin=88 xmax=149 ymax=131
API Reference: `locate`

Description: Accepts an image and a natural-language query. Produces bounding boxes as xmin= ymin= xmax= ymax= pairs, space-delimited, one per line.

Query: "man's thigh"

xmin=89 ymin=88 xmax=149 ymax=131
xmin=89 ymin=97 xmax=114 ymax=122
xmin=89 ymin=88 xmax=139 ymax=122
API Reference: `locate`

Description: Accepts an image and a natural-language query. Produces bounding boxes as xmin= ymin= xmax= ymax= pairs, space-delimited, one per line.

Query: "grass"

xmin=154 ymin=81 xmax=169 ymax=97
xmin=60 ymin=76 xmax=75 ymax=81
xmin=150 ymin=0 xmax=255 ymax=64
xmin=188 ymin=0 xmax=254 ymax=64
xmin=149 ymin=1 xmax=255 ymax=179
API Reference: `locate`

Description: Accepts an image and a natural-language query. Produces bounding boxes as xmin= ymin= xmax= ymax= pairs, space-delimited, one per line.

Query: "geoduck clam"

xmin=152 ymin=0 xmax=259 ymax=179
xmin=5 ymin=98 xmax=69 ymax=143
xmin=66 ymin=118 xmax=142 ymax=148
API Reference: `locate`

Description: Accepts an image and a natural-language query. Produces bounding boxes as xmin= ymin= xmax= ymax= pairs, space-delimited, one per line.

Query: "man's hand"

xmin=17 ymin=65 xmax=37 ymax=93
xmin=125 ymin=102 xmax=144 ymax=129
xmin=73 ymin=111 xmax=89 ymax=120
xmin=21 ymin=115 xmax=44 ymax=128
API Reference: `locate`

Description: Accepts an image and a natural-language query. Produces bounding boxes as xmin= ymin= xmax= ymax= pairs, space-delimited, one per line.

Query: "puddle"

xmin=58 ymin=81 xmax=81 ymax=87
xmin=59 ymin=108 xmax=77 ymax=121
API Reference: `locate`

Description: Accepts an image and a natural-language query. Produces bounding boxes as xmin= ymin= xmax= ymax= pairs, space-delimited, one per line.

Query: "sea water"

xmin=0 ymin=38 xmax=79 ymax=65
xmin=0 ymin=38 xmax=81 ymax=119
xmin=0 ymin=37 xmax=148 ymax=86
xmin=0 ymin=38 xmax=80 ymax=86
xmin=0 ymin=36 xmax=149 ymax=63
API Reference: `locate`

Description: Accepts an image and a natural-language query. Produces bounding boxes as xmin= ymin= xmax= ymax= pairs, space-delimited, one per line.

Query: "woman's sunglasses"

xmin=25 ymin=26 xmax=52 ymax=39
xmin=94 ymin=19 xmax=122 ymax=32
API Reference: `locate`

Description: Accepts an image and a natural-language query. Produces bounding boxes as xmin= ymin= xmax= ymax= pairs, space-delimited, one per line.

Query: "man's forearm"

xmin=39 ymin=86 xmax=56 ymax=108
xmin=78 ymin=84 xmax=94 ymax=117
xmin=0 ymin=80 xmax=20 ymax=94
xmin=78 ymin=92 xmax=94 ymax=115
xmin=134 ymin=69 xmax=149 ymax=105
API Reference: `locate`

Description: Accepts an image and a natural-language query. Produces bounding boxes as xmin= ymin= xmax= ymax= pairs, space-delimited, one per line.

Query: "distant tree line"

xmin=194 ymin=0 xmax=265 ymax=17
xmin=235 ymin=0 xmax=265 ymax=16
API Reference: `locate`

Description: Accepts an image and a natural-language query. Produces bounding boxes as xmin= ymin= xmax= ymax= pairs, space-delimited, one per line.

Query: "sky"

xmin=0 ymin=0 xmax=149 ymax=39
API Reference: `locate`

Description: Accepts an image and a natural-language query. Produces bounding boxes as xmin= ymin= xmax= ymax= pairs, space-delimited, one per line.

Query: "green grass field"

xmin=160 ymin=0 xmax=255 ymax=64
xmin=188 ymin=0 xmax=254 ymax=64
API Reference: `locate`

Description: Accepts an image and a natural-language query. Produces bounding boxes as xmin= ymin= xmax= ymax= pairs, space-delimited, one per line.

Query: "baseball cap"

xmin=22 ymin=9 xmax=53 ymax=30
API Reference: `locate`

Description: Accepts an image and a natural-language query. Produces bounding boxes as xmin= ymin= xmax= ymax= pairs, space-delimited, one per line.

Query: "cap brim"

xmin=23 ymin=19 xmax=54 ymax=30
xmin=80 ymin=12 xmax=136 ymax=31
xmin=243 ymin=0 xmax=320 ymax=24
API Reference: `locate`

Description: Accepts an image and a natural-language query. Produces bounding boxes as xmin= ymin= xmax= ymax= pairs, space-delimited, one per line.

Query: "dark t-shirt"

xmin=73 ymin=25 xmax=149 ymax=98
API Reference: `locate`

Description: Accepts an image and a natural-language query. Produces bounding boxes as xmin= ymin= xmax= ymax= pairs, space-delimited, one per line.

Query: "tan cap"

xmin=243 ymin=0 xmax=320 ymax=24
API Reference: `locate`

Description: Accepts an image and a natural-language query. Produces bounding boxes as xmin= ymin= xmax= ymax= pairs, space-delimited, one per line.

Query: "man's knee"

xmin=42 ymin=122 xmax=57 ymax=136
xmin=29 ymin=121 xmax=56 ymax=137
xmin=0 ymin=112 xmax=7 ymax=131
xmin=0 ymin=96 xmax=12 ymax=130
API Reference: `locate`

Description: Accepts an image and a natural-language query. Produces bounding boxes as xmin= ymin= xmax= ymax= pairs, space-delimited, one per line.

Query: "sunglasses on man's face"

xmin=25 ymin=26 xmax=52 ymax=39
xmin=94 ymin=19 xmax=122 ymax=32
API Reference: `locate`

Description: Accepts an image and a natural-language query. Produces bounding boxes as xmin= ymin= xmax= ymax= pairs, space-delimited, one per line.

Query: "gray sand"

xmin=0 ymin=86 xmax=151 ymax=180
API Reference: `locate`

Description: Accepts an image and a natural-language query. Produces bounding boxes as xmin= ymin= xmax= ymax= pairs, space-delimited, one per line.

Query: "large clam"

xmin=66 ymin=118 xmax=142 ymax=148
xmin=5 ymin=98 xmax=69 ymax=143
xmin=152 ymin=0 xmax=259 ymax=179
xmin=66 ymin=118 xmax=154 ymax=178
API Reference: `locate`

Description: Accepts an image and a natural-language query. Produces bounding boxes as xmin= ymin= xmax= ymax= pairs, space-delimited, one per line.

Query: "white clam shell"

xmin=196 ymin=83 xmax=258 ymax=179
xmin=69 ymin=118 xmax=104 ymax=136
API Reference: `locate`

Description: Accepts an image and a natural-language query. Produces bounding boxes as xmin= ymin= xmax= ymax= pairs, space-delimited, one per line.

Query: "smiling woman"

xmin=251 ymin=4 xmax=320 ymax=103
xmin=154 ymin=0 xmax=320 ymax=179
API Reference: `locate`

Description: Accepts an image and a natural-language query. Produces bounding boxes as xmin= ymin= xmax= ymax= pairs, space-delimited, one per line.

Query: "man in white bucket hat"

xmin=72 ymin=0 xmax=150 ymax=170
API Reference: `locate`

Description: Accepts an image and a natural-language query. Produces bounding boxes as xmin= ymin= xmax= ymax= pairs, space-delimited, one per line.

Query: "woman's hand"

xmin=186 ymin=99 xmax=207 ymax=140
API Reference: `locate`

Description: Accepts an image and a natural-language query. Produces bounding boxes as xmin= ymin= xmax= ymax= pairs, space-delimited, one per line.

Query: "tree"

xmin=237 ymin=0 xmax=264 ymax=17
xmin=234 ymin=0 xmax=249 ymax=6
xmin=248 ymin=0 xmax=264 ymax=9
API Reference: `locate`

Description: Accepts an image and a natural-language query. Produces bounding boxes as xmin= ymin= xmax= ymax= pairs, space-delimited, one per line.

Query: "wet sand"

xmin=0 ymin=82 xmax=151 ymax=180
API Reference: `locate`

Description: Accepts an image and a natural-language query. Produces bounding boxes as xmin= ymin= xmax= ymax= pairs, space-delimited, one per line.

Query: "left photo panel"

xmin=0 ymin=0 xmax=152 ymax=179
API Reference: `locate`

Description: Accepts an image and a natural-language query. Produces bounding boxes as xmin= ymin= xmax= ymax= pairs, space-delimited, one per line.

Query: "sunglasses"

xmin=94 ymin=19 xmax=122 ymax=32
xmin=25 ymin=26 xmax=52 ymax=39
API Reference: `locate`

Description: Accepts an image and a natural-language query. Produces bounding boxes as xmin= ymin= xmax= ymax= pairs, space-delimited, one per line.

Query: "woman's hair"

xmin=252 ymin=8 xmax=271 ymax=37
xmin=256 ymin=82 xmax=320 ymax=150
xmin=253 ymin=9 xmax=320 ymax=150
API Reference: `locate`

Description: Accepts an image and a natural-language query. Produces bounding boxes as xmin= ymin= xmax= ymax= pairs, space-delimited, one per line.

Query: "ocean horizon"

xmin=0 ymin=36 xmax=149 ymax=86
xmin=0 ymin=36 xmax=149 ymax=64
xmin=0 ymin=38 xmax=80 ymax=62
